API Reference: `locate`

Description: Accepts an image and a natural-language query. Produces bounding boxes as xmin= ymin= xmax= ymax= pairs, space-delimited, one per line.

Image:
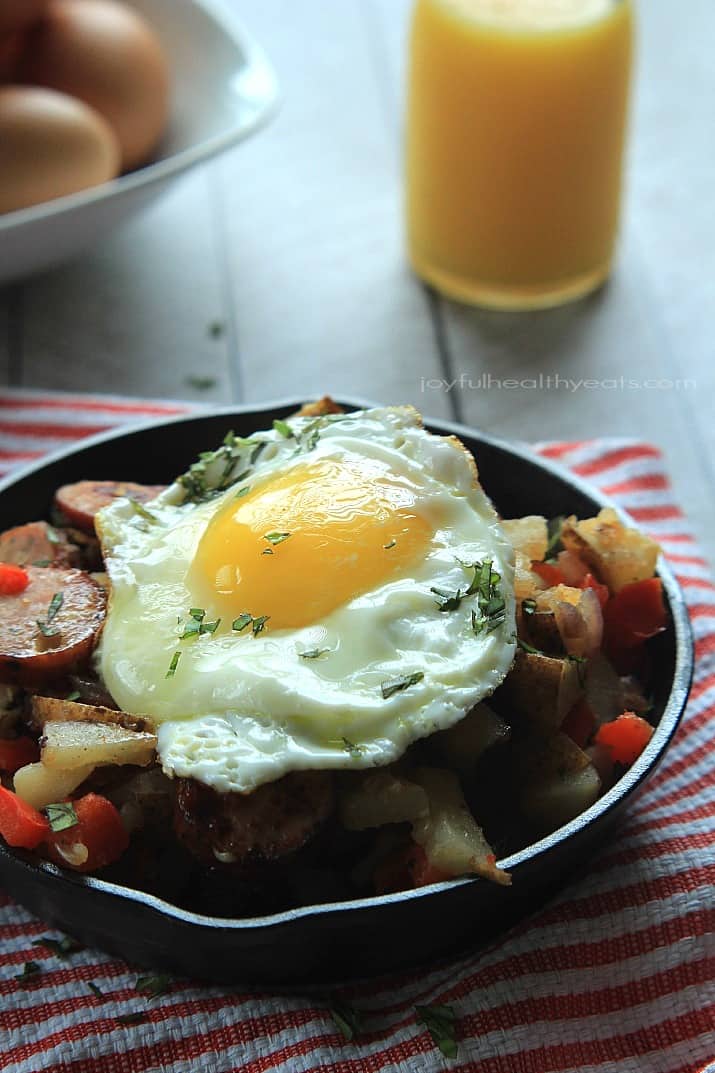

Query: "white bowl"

xmin=0 ymin=0 xmax=279 ymax=284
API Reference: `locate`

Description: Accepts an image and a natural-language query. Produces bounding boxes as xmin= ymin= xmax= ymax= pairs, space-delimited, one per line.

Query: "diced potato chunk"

xmin=522 ymin=766 xmax=601 ymax=832
xmin=432 ymin=702 xmax=510 ymax=774
xmin=410 ymin=767 xmax=510 ymax=886
xmin=536 ymin=585 xmax=604 ymax=658
xmin=536 ymin=584 xmax=583 ymax=610
xmin=501 ymin=516 xmax=548 ymax=561
xmin=513 ymin=550 xmax=542 ymax=600
xmin=516 ymin=733 xmax=601 ymax=832
xmin=340 ymin=771 xmax=429 ymax=830
xmin=585 ymin=653 xmax=628 ymax=724
xmin=561 ymin=509 xmax=660 ymax=593
xmin=30 ymin=695 xmax=151 ymax=733
xmin=500 ymin=650 xmax=583 ymax=734
xmin=13 ymin=761 xmax=94 ymax=810
xmin=41 ymin=720 xmax=156 ymax=770
xmin=292 ymin=397 xmax=344 ymax=418
xmin=517 ymin=605 xmax=563 ymax=655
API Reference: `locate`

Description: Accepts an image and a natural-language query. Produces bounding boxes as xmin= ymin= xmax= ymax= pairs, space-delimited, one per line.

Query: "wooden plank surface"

xmin=0 ymin=0 xmax=712 ymax=562
xmin=18 ymin=171 xmax=234 ymax=405
xmin=213 ymin=0 xmax=450 ymax=420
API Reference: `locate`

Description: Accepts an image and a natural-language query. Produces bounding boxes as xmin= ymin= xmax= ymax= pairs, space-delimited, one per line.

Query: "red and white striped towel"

xmin=0 ymin=390 xmax=713 ymax=1073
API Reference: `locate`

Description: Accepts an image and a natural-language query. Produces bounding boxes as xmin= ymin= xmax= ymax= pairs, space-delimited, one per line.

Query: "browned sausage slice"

xmin=0 ymin=520 xmax=80 ymax=568
xmin=174 ymin=772 xmax=334 ymax=867
xmin=0 ymin=566 xmax=106 ymax=685
xmin=54 ymin=480 xmax=166 ymax=534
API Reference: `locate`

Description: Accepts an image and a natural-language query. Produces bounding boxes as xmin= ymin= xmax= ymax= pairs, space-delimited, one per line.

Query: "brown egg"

xmin=0 ymin=0 xmax=50 ymax=33
xmin=20 ymin=0 xmax=170 ymax=172
xmin=0 ymin=85 xmax=120 ymax=214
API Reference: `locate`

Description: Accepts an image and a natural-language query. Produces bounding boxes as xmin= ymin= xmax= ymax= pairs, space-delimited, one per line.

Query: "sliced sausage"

xmin=0 ymin=566 xmax=106 ymax=686
xmin=54 ymin=480 xmax=166 ymax=534
xmin=174 ymin=771 xmax=334 ymax=868
xmin=0 ymin=520 xmax=80 ymax=568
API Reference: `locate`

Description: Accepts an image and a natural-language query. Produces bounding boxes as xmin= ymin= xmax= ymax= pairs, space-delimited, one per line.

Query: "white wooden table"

xmin=1 ymin=0 xmax=713 ymax=564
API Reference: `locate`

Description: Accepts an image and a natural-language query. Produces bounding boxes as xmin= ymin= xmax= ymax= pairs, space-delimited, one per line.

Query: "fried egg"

xmin=96 ymin=406 xmax=516 ymax=793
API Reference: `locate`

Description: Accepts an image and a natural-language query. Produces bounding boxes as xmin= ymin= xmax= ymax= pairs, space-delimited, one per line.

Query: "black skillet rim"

xmin=0 ymin=395 xmax=694 ymax=930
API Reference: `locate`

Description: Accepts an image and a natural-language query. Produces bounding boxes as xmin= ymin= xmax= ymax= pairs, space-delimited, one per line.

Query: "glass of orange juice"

xmin=405 ymin=0 xmax=634 ymax=310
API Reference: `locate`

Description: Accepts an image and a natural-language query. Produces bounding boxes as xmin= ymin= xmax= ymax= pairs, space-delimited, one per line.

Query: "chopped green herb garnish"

xmin=46 ymin=592 xmax=63 ymax=622
xmin=298 ymin=418 xmax=323 ymax=453
xmin=273 ymin=418 xmax=294 ymax=439
xmin=431 ymin=586 xmax=464 ymax=612
xmin=415 ymin=1004 xmax=458 ymax=1059
xmin=44 ymin=801 xmax=78 ymax=833
xmin=135 ymin=973 xmax=172 ymax=999
xmin=235 ymin=485 xmax=251 ymax=499
xmin=116 ymin=1012 xmax=148 ymax=1026
xmin=179 ymin=617 xmax=202 ymax=639
xmin=165 ymin=651 xmax=181 ymax=678
xmin=231 ymin=612 xmax=269 ymax=636
xmin=546 ymin=515 xmax=566 ymax=558
xmin=516 ymin=636 xmax=543 ymax=656
xmin=200 ymin=618 xmax=220 ymax=635
xmin=299 ymin=648 xmax=330 ymax=660
xmin=341 ymin=737 xmax=363 ymax=759
xmin=381 ymin=671 xmax=424 ymax=700
xmin=522 ymin=598 xmax=537 ymax=617
xmin=469 ymin=559 xmax=507 ymax=635
xmin=15 ymin=961 xmax=41 ymax=985
xmin=383 ymin=539 xmax=396 ymax=550
xmin=186 ymin=375 xmax=217 ymax=390
xmin=65 ymin=690 xmax=81 ymax=702
xmin=32 ymin=935 xmax=82 ymax=959
xmin=328 ymin=997 xmax=362 ymax=1041
xmin=37 ymin=591 xmax=64 ymax=637
xmin=263 ymin=531 xmax=291 ymax=546
xmin=33 ymin=559 xmax=51 ymax=567
xmin=128 ymin=498 xmax=158 ymax=524
xmin=178 ymin=434 xmax=267 ymax=504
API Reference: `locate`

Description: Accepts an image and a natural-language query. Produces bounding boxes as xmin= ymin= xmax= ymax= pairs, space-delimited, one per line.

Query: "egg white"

xmin=96 ymin=406 xmax=516 ymax=793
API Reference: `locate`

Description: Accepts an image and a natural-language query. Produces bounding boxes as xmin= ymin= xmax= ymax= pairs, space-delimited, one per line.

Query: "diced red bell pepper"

xmin=0 ymin=563 xmax=30 ymax=596
xmin=603 ymin=578 xmax=667 ymax=670
xmin=531 ymin=561 xmax=566 ymax=587
xmin=594 ymin=711 xmax=654 ymax=765
xmin=0 ymin=786 xmax=49 ymax=849
xmin=0 ymin=736 xmax=40 ymax=774
xmin=561 ymin=698 xmax=597 ymax=749
xmin=44 ymin=793 xmax=129 ymax=873
xmin=604 ymin=578 xmax=667 ymax=647
xmin=374 ymin=841 xmax=447 ymax=894
xmin=580 ymin=573 xmax=609 ymax=609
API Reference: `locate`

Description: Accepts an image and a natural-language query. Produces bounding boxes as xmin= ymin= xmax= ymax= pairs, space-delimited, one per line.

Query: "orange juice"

xmin=406 ymin=0 xmax=634 ymax=309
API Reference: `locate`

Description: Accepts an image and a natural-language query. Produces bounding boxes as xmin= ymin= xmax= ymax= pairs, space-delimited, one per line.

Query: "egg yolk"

xmin=191 ymin=457 xmax=433 ymax=630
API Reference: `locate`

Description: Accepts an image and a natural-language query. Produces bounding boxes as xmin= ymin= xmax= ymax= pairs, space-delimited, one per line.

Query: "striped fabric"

xmin=0 ymin=390 xmax=713 ymax=1073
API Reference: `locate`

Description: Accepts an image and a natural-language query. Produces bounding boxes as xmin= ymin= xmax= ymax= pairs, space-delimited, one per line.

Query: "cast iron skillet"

xmin=0 ymin=398 xmax=693 ymax=985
